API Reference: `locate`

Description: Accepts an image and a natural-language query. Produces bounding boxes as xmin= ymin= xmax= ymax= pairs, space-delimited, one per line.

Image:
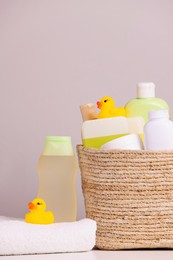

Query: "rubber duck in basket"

xmin=97 ymin=96 xmax=126 ymax=118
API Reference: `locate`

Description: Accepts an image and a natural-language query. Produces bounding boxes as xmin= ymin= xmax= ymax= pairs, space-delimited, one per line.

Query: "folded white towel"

xmin=0 ymin=217 xmax=96 ymax=255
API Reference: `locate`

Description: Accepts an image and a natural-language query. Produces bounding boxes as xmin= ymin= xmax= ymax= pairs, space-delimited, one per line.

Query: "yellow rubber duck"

xmin=25 ymin=198 xmax=54 ymax=224
xmin=97 ymin=96 xmax=126 ymax=119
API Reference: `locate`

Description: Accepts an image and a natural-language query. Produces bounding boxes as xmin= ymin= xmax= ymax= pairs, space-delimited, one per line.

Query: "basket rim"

xmin=77 ymin=144 xmax=173 ymax=155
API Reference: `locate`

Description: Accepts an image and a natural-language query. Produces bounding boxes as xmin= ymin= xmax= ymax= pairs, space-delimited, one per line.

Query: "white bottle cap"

xmin=148 ymin=109 xmax=169 ymax=120
xmin=137 ymin=82 xmax=155 ymax=98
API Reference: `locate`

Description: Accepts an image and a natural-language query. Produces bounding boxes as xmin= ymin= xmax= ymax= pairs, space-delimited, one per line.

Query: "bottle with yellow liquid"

xmin=37 ymin=136 xmax=78 ymax=222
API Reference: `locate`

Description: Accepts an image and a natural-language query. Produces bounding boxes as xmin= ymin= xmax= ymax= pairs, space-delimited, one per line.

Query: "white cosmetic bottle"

xmin=144 ymin=110 xmax=173 ymax=150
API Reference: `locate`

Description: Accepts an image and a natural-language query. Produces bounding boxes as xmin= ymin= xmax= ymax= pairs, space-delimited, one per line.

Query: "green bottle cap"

xmin=42 ymin=136 xmax=74 ymax=155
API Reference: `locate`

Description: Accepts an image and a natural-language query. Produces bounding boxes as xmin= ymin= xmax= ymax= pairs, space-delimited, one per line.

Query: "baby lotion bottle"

xmin=82 ymin=117 xmax=129 ymax=148
xmin=37 ymin=136 xmax=78 ymax=222
xmin=144 ymin=110 xmax=173 ymax=150
xmin=125 ymin=82 xmax=169 ymax=122
xmin=82 ymin=116 xmax=145 ymax=149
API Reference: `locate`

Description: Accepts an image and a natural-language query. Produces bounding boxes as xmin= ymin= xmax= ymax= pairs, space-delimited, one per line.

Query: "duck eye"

xmin=104 ymin=99 xmax=108 ymax=103
xmin=37 ymin=202 xmax=41 ymax=205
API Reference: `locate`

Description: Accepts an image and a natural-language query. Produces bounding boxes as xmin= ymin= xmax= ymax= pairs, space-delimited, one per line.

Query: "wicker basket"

xmin=77 ymin=144 xmax=173 ymax=250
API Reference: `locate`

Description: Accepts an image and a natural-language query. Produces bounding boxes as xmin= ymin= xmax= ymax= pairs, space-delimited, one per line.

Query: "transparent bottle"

xmin=37 ymin=136 xmax=78 ymax=222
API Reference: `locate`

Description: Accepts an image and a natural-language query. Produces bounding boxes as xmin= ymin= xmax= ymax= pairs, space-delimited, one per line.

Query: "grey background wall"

xmin=0 ymin=0 xmax=173 ymax=219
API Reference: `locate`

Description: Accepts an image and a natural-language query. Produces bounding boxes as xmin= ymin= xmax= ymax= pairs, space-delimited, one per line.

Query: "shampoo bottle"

xmin=37 ymin=136 xmax=78 ymax=222
xmin=125 ymin=82 xmax=169 ymax=122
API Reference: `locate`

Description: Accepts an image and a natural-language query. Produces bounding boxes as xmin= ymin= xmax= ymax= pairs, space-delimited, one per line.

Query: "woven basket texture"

xmin=77 ymin=145 xmax=173 ymax=250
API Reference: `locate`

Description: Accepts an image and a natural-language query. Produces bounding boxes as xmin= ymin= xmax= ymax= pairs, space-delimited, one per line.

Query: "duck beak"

xmin=28 ymin=202 xmax=36 ymax=210
xmin=97 ymin=101 xmax=102 ymax=109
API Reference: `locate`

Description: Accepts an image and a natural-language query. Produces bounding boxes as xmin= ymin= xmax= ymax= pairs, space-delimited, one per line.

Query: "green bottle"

xmin=125 ymin=82 xmax=169 ymax=122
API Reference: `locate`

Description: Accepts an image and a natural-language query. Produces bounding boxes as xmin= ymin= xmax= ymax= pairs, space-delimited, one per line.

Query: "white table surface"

xmin=1 ymin=250 xmax=173 ymax=260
